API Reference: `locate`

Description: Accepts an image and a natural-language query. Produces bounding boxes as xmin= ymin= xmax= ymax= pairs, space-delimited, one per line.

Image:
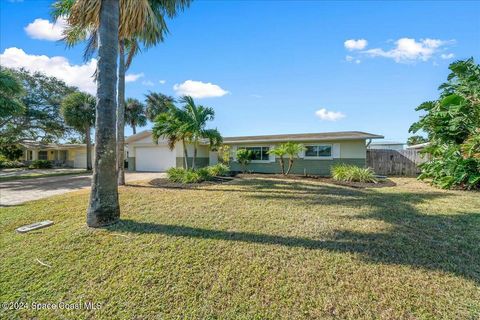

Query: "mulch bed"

xmin=147 ymin=176 xmax=236 ymax=189
xmin=236 ymin=173 xmax=396 ymax=189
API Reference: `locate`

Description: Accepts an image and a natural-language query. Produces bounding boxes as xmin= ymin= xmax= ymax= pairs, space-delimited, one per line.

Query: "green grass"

xmin=1 ymin=177 xmax=479 ymax=319
xmin=0 ymin=170 xmax=89 ymax=182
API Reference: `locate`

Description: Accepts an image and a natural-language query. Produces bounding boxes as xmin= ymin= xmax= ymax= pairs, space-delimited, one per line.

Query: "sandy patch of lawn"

xmin=1 ymin=177 xmax=479 ymax=319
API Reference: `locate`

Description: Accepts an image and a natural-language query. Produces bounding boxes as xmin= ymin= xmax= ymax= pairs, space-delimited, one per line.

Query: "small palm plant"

xmin=236 ymin=149 xmax=253 ymax=173
xmin=268 ymin=145 xmax=287 ymax=174
xmin=283 ymin=142 xmax=305 ymax=175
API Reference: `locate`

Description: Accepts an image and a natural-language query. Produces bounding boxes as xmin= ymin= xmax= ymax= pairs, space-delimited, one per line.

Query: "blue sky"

xmin=1 ymin=0 xmax=479 ymax=141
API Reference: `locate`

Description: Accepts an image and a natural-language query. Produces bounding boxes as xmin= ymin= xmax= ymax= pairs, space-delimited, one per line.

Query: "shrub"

xmin=166 ymin=164 xmax=230 ymax=184
xmin=28 ymin=160 xmax=53 ymax=169
xmin=236 ymin=149 xmax=253 ymax=173
xmin=167 ymin=167 xmax=207 ymax=184
xmin=331 ymin=164 xmax=377 ymax=183
xmin=0 ymin=160 xmax=25 ymax=169
xmin=207 ymin=163 xmax=230 ymax=176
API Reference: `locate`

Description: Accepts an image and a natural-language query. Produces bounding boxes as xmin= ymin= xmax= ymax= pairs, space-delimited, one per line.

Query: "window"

xmin=239 ymin=146 xmax=270 ymax=161
xmin=38 ymin=151 xmax=48 ymax=160
xmin=304 ymin=145 xmax=332 ymax=158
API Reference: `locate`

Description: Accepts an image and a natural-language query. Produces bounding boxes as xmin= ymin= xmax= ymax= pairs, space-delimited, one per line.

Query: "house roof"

xmin=370 ymin=141 xmax=405 ymax=145
xmin=20 ymin=141 xmax=86 ymax=149
xmin=126 ymin=130 xmax=383 ymax=145
xmin=406 ymin=142 xmax=430 ymax=150
xmin=222 ymin=131 xmax=384 ymax=144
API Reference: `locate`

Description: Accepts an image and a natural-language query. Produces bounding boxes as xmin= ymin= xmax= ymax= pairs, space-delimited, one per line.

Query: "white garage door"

xmin=74 ymin=152 xmax=87 ymax=168
xmin=135 ymin=146 xmax=176 ymax=172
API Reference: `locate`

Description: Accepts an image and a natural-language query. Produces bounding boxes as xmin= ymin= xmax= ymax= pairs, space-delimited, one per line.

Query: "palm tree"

xmin=283 ymin=142 xmax=306 ymax=175
xmin=125 ymin=98 xmax=147 ymax=134
xmin=60 ymin=92 xmax=96 ymax=170
xmin=268 ymin=145 xmax=287 ymax=175
xmin=145 ymin=92 xmax=176 ymax=121
xmin=152 ymin=105 xmax=190 ymax=168
xmin=83 ymin=0 xmax=120 ymax=227
xmin=53 ymin=0 xmax=191 ymax=186
xmin=178 ymin=96 xmax=222 ymax=169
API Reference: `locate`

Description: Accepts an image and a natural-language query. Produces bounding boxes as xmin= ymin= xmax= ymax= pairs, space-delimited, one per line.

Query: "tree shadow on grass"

xmin=117 ymin=178 xmax=480 ymax=283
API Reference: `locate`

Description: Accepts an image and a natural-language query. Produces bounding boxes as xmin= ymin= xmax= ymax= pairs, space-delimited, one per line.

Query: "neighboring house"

xmin=367 ymin=141 xmax=405 ymax=151
xmin=406 ymin=142 xmax=430 ymax=150
xmin=19 ymin=141 xmax=91 ymax=168
xmin=126 ymin=131 xmax=383 ymax=175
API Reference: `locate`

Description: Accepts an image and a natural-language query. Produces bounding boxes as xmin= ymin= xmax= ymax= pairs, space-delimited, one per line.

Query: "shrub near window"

xmin=28 ymin=160 xmax=53 ymax=169
xmin=331 ymin=164 xmax=377 ymax=183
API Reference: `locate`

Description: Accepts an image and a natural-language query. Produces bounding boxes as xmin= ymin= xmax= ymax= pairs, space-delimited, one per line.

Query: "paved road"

xmin=0 ymin=172 xmax=166 ymax=206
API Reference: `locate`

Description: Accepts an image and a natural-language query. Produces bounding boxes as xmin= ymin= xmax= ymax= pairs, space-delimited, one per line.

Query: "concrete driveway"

xmin=0 ymin=172 xmax=166 ymax=206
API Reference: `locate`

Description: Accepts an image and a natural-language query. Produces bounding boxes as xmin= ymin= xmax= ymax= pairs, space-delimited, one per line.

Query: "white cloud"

xmin=173 ymin=80 xmax=229 ymax=98
xmin=0 ymin=47 xmax=97 ymax=94
xmin=24 ymin=17 xmax=67 ymax=41
xmin=345 ymin=55 xmax=361 ymax=64
xmin=364 ymin=38 xmax=454 ymax=63
xmin=315 ymin=108 xmax=345 ymax=121
xmin=441 ymin=53 xmax=455 ymax=60
xmin=344 ymin=39 xmax=368 ymax=51
xmin=159 ymin=80 xmax=166 ymax=84
xmin=142 ymin=80 xmax=154 ymax=86
xmin=125 ymin=72 xmax=144 ymax=82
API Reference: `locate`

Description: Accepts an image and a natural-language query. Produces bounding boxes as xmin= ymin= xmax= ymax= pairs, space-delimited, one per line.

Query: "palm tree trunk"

xmin=182 ymin=140 xmax=189 ymax=169
xmin=192 ymin=142 xmax=197 ymax=170
xmin=85 ymin=125 xmax=92 ymax=170
xmin=279 ymin=156 xmax=285 ymax=175
xmin=87 ymin=0 xmax=120 ymax=228
xmin=286 ymin=158 xmax=294 ymax=175
xmin=132 ymin=124 xmax=136 ymax=134
xmin=117 ymin=39 xmax=126 ymax=185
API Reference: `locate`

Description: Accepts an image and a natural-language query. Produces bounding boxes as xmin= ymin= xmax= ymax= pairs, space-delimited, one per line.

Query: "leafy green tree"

xmin=0 ymin=68 xmax=24 ymax=126
xmin=0 ymin=142 xmax=23 ymax=161
xmin=236 ymin=149 xmax=253 ymax=173
xmin=268 ymin=145 xmax=287 ymax=174
xmin=218 ymin=145 xmax=231 ymax=165
xmin=407 ymin=135 xmax=428 ymax=146
xmin=146 ymin=92 xmax=176 ymax=121
xmin=410 ymin=58 xmax=480 ymax=189
xmin=125 ymin=98 xmax=147 ymax=134
xmin=0 ymin=68 xmax=74 ymax=143
xmin=61 ymin=92 xmax=96 ymax=170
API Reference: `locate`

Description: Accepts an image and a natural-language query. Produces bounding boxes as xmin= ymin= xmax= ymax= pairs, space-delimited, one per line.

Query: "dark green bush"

xmin=207 ymin=163 xmax=230 ymax=176
xmin=28 ymin=160 xmax=53 ymax=169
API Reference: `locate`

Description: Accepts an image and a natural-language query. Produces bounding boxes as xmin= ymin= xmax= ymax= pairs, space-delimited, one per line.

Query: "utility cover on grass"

xmin=16 ymin=220 xmax=54 ymax=233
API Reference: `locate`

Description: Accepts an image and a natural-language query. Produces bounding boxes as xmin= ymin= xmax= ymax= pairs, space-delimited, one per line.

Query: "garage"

xmin=135 ymin=146 xmax=176 ymax=172
xmin=74 ymin=151 xmax=87 ymax=168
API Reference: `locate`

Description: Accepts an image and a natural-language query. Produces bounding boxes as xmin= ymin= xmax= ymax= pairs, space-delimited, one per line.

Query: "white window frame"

xmin=303 ymin=144 xmax=333 ymax=160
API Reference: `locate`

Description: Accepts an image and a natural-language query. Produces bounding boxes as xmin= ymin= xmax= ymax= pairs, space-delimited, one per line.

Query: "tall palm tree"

xmin=53 ymin=0 xmax=191 ymax=186
xmin=85 ymin=0 xmax=120 ymax=227
xmin=145 ymin=92 xmax=176 ymax=121
xmin=125 ymin=98 xmax=147 ymax=134
xmin=178 ymin=96 xmax=223 ymax=169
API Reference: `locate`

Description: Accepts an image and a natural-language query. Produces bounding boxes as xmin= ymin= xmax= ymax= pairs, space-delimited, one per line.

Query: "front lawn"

xmin=1 ymin=177 xmax=479 ymax=319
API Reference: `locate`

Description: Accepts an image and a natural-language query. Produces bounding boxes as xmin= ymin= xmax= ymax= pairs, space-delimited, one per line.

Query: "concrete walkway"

xmin=0 ymin=172 xmax=166 ymax=206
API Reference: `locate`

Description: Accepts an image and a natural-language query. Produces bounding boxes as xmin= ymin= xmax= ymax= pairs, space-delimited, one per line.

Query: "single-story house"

xmin=126 ymin=130 xmax=384 ymax=175
xmin=19 ymin=141 xmax=91 ymax=168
